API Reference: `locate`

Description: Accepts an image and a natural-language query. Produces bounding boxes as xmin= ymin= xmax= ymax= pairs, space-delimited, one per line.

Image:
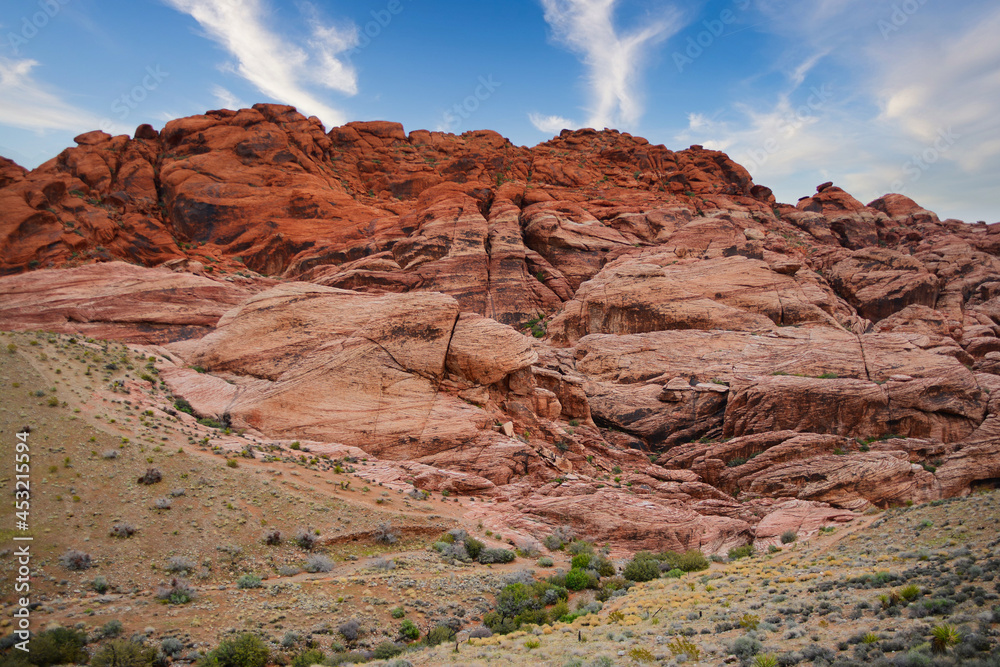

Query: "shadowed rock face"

xmin=2 ymin=107 xmax=999 ymax=552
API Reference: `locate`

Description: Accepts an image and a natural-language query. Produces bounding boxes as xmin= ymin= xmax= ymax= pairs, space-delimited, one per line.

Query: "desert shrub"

xmin=390 ymin=606 xmax=405 ymax=619
xmin=657 ymin=549 xmax=710 ymax=572
xmin=325 ymin=652 xmax=368 ymax=665
xmin=237 ymin=574 xmax=262 ymax=589
xmin=537 ymin=556 xmax=554 ymax=567
xmin=153 ymin=497 xmax=172 ymax=510
xmin=517 ymin=540 xmax=542 ymax=558
xmin=374 ymin=521 xmax=398 ymax=545
xmin=101 ymin=619 xmax=124 ymax=638
xmin=156 ymin=578 xmax=195 ymax=604
xmin=289 ymin=649 xmax=324 ymax=667
xmin=464 ymin=536 xmax=484 ymax=560
xmin=166 ymin=556 xmax=196 ymax=573
xmin=593 ymin=556 xmax=616 ymax=577
xmin=543 ymin=526 xmax=575 ymax=551
xmin=930 ymin=624 xmax=961 ymax=653
xmin=338 ymin=620 xmax=361 ymax=642
xmin=102 ymin=449 xmax=119 ymax=459
xmin=478 ymin=547 xmax=516 ymax=564
xmin=198 ymin=633 xmax=269 ymax=667
xmin=565 ymin=568 xmax=590 ymax=590
xmin=174 ymin=398 xmax=194 ymax=415
xmin=780 ymin=530 xmax=797 ymax=544
xmin=623 ymin=556 xmax=660 ymax=582
xmin=110 ymin=522 xmax=137 ymax=538
xmin=399 ymin=619 xmax=419 ymax=641
xmin=497 ymin=583 xmax=535 ymax=618
xmin=263 ymin=530 xmax=281 ymax=546
xmin=91 ymin=639 xmax=158 ymax=667
xmin=169 ymin=488 xmax=186 ymax=497
xmin=729 ymin=545 xmax=754 ymax=560
xmin=371 ymin=557 xmax=396 ymax=571
xmin=567 ymin=540 xmax=595 ymax=556
xmin=373 ymin=642 xmax=404 ymax=659
xmin=469 ymin=626 xmax=493 ymax=639
xmin=571 ymin=553 xmax=592 ymax=569
xmin=137 ymin=468 xmax=162 ymax=485
xmin=92 ymin=575 xmax=110 ymax=593
xmin=424 ymin=625 xmax=454 ymax=646
xmin=161 ymin=638 xmax=184 ymax=657
xmin=295 ymin=529 xmax=317 ymax=550
xmin=665 ymin=568 xmax=685 ymax=578
xmin=753 ymin=654 xmax=779 ymax=667
xmin=303 ymin=554 xmax=334 ymax=573
xmin=60 ymin=549 xmax=92 ymax=570
xmin=28 ymin=627 xmax=88 ymax=666
xmin=732 ymin=634 xmax=763 ymax=660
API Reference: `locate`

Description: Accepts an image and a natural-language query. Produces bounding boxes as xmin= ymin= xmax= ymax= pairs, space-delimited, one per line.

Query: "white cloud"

xmin=163 ymin=0 xmax=358 ymax=127
xmin=677 ymin=2 xmax=1000 ymax=221
xmin=0 ymin=58 xmax=109 ymax=133
xmin=528 ymin=112 xmax=578 ymax=134
xmin=538 ymin=0 xmax=682 ymax=129
xmin=212 ymin=85 xmax=247 ymax=111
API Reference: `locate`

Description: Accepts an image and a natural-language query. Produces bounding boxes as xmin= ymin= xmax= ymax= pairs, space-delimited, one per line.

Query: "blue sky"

xmin=1 ymin=0 xmax=998 ymax=222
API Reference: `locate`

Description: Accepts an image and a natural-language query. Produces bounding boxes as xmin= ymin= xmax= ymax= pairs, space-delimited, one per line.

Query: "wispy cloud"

xmin=528 ymin=112 xmax=578 ymax=134
xmin=212 ymin=85 xmax=247 ymax=111
xmin=163 ymin=0 xmax=358 ymax=127
xmin=0 ymin=58 xmax=107 ymax=133
xmin=677 ymin=2 xmax=1000 ymax=221
xmin=535 ymin=0 xmax=682 ymax=130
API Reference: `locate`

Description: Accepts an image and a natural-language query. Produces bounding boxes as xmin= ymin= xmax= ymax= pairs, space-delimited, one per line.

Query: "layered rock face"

xmin=2 ymin=106 xmax=999 ymax=552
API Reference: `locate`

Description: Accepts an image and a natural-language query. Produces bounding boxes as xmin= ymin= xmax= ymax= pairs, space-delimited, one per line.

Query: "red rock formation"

xmin=2 ymin=108 xmax=999 ymax=551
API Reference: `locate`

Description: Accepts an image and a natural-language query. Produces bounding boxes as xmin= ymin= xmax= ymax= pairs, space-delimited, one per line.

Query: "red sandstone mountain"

xmin=2 ymin=103 xmax=999 ymax=551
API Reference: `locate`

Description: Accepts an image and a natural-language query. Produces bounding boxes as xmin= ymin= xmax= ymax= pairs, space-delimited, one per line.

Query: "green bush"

xmin=237 ymin=574 xmax=262 ymax=589
xmin=593 ymin=556 xmax=617 ymax=577
xmin=372 ymin=642 xmax=403 ymax=659
xmin=199 ymin=633 xmax=269 ymax=667
xmin=390 ymin=606 xmax=405 ymax=619
xmin=400 ymin=619 xmax=419 ymax=641
xmin=290 ymin=649 xmax=324 ymax=667
xmin=497 ymin=583 xmax=534 ymax=618
xmin=623 ymin=556 xmax=660 ymax=582
xmin=728 ymin=545 xmax=754 ymax=560
xmin=464 ymin=536 xmax=484 ymax=560
xmin=665 ymin=568 xmax=685 ymax=578
xmin=91 ymin=639 xmax=158 ymax=667
xmin=174 ymin=398 xmax=194 ymax=415
xmin=424 ymin=624 xmax=454 ymax=646
xmin=570 ymin=553 xmax=592 ymax=569
xmin=780 ymin=530 xmax=797 ymax=544
xmin=565 ymin=567 xmax=591 ymax=590
xmin=24 ymin=627 xmax=88 ymax=667
xmin=656 ymin=549 xmax=709 ymax=572
xmin=478 ymin=547 xmax=515 ymax=564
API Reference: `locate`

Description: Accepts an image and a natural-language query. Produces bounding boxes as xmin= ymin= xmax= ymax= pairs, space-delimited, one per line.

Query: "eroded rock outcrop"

xmin=2 ymin=111 xmax=998 ymax=552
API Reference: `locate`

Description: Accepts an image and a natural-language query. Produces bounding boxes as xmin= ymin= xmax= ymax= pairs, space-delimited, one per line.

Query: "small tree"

xmin=91 ymin=639 xmax=158 ymax=667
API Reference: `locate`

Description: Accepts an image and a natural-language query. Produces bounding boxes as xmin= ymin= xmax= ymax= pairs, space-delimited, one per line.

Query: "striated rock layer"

xmin=2 ymin=107 xmax=999 ymax=552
